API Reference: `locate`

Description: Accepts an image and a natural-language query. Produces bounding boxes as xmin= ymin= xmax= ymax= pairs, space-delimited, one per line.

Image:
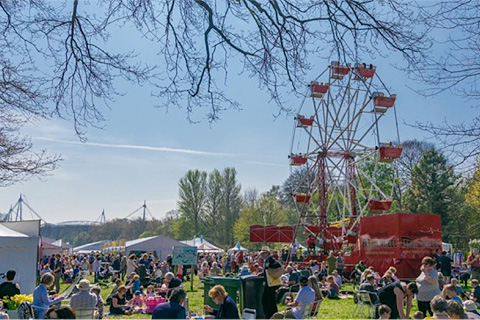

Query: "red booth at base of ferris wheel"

xmin=249 ymin=213 xmax=442 ymax=280
xmin=341 ymin=213 xmax=442 ymax=279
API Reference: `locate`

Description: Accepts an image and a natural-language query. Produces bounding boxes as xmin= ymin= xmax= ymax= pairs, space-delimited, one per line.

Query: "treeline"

xmin=43 ymin=140 xmax=480 ymax=251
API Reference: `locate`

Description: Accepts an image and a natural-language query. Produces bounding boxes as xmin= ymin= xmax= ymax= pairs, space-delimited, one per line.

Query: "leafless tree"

xmin=407 ymin=1 xmax=480 ymax=164
xmin=0 ymin=0 xmax=431 ymax=183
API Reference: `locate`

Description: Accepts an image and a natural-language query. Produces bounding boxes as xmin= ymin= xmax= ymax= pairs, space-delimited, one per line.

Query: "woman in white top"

xmin=416 ymin=256 xmax=441 ymax=317
xmin=126 ymin=254 xmax=137 ymax=275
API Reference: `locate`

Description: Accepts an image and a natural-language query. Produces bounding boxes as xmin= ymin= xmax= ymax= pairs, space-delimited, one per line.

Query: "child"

xmin=131 ymin=290 xmax=145 ymax=314
xmin=326 ymin=275 xmax=340 ymax=299
xmin=442 ymin=284 xmax=462 ymax=305
xmin=132 ymin=274 xmax=141 ymax=293
xmin=145 ymin=285 xmax=155 ymax=299
xmin=378 ymin=304 xmax=391 ymax=319
xmin=413 ymin=311 xmax=424 ymax=319
xmin=90 ymin=286 xmax=104 ymax=319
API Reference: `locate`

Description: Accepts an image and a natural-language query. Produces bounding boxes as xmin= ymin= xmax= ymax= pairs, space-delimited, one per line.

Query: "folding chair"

xmin=351 ymin=290 xmax=380 ymax=319
xmin=300 ymin=303 xmax=314 ymax=319
xmin=74 ymin=308 xmax=96 ymax=319
xmin=242 ymin=308 xmax=256 ymax=319
xmin=307 ymin=299 xmax=322 ymax=319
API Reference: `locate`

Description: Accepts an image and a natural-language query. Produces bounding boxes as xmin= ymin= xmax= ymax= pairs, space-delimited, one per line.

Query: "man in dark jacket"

xmin=152 ymin=288 xmax=187 ymax=319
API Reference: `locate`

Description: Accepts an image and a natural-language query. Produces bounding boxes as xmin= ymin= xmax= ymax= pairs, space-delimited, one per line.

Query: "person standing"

xmin=260 ymin=246 xmax=281 ymax=319
xmin=127 ymin=254 xmax=138 ymax=276
xmin=468 ymin=249 xmax=480 ymax=281
xmin=52 ymin=254 xmax=63 ymax=294
xmin=416 ymin=256 xmax=441 ymax=317
xmin=378 ymin=281 xmax=418 ymax=319
xmin=326 ymin=251 xmax=337 ymax=275
xmin=440 ymin=251 xmax=453 ymax=284
xmin=0 ymin=270 xmax=20 ymax=300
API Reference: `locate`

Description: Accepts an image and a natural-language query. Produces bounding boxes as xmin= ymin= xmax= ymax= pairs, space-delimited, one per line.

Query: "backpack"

xmin=17 ymin=301 xmax=34 ymax=319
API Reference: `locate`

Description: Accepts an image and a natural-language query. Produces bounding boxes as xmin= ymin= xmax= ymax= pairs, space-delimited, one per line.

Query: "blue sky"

xmin=0 ymin=5 xmax=476 ymax=223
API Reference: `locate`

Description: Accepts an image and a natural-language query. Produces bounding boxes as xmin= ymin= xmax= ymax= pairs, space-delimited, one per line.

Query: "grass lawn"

xmin=58 ymin=276 xmax=423 ymax=319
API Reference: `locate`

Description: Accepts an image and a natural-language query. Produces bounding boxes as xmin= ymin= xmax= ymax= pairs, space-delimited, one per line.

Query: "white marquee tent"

xmin=0 ymin=220 xmax=40 ymax=295
xmin=125 ymin=235 xmax=193 ymax=261
xmin=74 ymin=240 xmax=111 ymax=253
xmin=181 ymin=237 xmax=223 ymax=253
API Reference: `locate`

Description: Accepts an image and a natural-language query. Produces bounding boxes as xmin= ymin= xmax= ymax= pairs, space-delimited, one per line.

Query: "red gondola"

xmin=330 ymin=61 xmax=350 ymax=79
xmin=290 ymin=154 xmax=308 ymax=166
xmin=368 ymin=199 xmax=392 ymax=212
xmin=379 ymin=145 xmax=403 ymax=163
xmin=356 ymin=63 xmax=376 ymax=78
xmin=296 ymin=115 xmax=314 ymax=127
xmin=294 ymin=193 xmax=311 ymax=203
xmin=310 ymin=81 xmax=330 ymax=98
xmin=374 ymin=93 xmax=397 ymax=108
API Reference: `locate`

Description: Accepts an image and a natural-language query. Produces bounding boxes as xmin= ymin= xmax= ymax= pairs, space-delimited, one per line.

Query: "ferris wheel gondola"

xmin=289 ymin=61 xmax=402 ymax=251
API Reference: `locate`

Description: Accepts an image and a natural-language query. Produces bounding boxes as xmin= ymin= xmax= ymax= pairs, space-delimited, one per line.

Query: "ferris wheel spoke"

xmin=350 ymin=112 xmax=385 ymax=150
xmin=327 ymin=98 xmax=373 ymax=151
xmin=356 ymin=167 xmax=390 ymax=199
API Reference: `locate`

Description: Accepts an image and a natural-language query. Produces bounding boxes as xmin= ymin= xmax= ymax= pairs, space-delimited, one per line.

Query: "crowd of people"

xmin=2 ymin=246 xmax=480 ymax=319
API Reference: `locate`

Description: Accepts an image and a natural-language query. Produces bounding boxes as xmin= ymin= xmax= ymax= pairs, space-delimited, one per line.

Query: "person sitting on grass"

xmin=442 ymin=284 xmax=462 ymax=306
xmin=465 ymin=279 xmax=480 ymax=308
xmin=447 ymin=299 xmax=466 ymax=319
xmin=90 ymin=286 xmax=104 ymax=319
xmin=428 ymin=295 xmax=449 ymax=319
xmin=326 ymin=275 xmax=340 ymax=299
xmin=132 ymin=290 xmax=146 ymax=314
xmin=109 ymin=285 xmax=132 ymax=315
xmin=45 ymin=306 xmax=76 ymax=319
xmin=160 ymin=272 xmax=182 ymax=298
xmin=378 ymin=304 xmax=391 ymax=319
xmin=450 ymin=278 xmax=464 ymax=298
xmin=463 ymin=300 xmax=480 ymax=319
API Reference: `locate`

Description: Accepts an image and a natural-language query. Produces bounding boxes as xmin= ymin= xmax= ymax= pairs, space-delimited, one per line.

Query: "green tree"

xmin=178 ymin=170 xmax=208 ymax=236
xmin=219 ymin=168 xmax=242 ymax=246
xmin=234 ymin=193 xmax=288 ymax=250
xmin=203 ymin=169 xmax=225 ymax=245
xmin=403 ymin=148 xmax=457 ymax=228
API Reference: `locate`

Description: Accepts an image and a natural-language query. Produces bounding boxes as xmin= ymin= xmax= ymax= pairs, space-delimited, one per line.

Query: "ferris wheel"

xmin=289 ymin=61 xmax=403 ymax=249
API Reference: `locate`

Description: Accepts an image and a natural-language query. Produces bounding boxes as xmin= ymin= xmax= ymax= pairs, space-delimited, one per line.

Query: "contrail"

xmin=36 ymin=137 xmax=237 ymax=157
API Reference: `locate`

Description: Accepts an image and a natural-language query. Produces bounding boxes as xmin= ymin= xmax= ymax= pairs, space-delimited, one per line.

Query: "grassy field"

xmin=59 ymin=275 xmax=422 ymax=319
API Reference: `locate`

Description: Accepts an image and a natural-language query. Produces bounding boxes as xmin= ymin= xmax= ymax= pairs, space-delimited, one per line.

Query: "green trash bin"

xmin=203 ymin=276 xmax=243 ymax=309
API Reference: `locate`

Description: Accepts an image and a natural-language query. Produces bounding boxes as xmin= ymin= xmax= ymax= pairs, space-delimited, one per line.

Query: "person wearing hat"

xmin=260 ymin=246 xmax=282 ymax=319
xmin=271 ymin=275 xmax=315 ymax=319
xmin=464 ymin=300 xmax=480 ymax=319
xmin=70 ymin=279 xmax=98 ymax=317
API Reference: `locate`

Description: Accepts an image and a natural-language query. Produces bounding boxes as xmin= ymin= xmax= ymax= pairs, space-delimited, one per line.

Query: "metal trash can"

xmin=240 ymin=275 xmax=265 ymax=319
xmin=203 ymin=276 xmax=242 ymax=309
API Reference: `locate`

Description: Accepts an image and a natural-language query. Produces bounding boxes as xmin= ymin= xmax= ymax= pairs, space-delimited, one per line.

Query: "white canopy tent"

xmin=227 ymin=241 xmax=249 ymax=252
xmin=181 ymin=237 xmax=223 ymax=253
xmin=40 ymin=237 xmax=62 ymax=258
xmin=0 ymin=220 xmax=40 ymax=295
xmin=74 ymin=240 xmax=111 ymax=253
xmin=125 ymin=235 xmax=194 ymax=261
